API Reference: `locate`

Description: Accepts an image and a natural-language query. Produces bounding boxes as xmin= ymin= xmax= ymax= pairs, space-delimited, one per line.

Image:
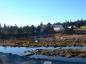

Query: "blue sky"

xmin=0 ymin=0 xmax=86 ymax=26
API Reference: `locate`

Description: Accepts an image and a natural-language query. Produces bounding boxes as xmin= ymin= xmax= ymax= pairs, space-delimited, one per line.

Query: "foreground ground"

xmin=1 ymin=52 xmax=86 ymax=64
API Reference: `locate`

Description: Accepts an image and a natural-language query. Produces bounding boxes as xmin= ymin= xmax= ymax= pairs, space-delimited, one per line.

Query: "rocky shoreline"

xmin=1 ymin=52 xmax=86 ymax=64
xmin=25 ymin=48 xmax=86 ymax=58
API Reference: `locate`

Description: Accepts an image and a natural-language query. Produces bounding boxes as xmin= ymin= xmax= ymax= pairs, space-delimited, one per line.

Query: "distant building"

xmin=40 ymin=25 xmax=47 ymax=32
xmin=53 ymin=25 xmax=65 ymax=32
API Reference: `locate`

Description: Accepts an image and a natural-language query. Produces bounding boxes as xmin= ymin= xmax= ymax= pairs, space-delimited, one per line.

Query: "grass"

xmin=80 ymin=26 xmax=86 ymax=29
xmin=0 ymin=35 xmax=86 ymax=47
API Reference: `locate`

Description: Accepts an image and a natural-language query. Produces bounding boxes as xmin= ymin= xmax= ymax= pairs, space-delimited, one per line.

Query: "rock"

xmin=78 ymin=53 xmax=86 ymax=57
xmin=65 ymin=53 xmax=72 ymax=58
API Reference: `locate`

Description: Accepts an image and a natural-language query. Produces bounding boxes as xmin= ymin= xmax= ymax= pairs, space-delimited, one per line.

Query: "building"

xmin=53 ymin=25 xmax=65 ymax=32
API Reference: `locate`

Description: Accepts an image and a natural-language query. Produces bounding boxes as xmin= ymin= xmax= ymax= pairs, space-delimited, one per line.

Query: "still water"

xmin=0 ymin=46 xmax=86 ymax=64
xmin=0 ymin=46 xmax=86 ymax=55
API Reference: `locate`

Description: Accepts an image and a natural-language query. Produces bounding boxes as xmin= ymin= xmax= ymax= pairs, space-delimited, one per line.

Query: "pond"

xmin=0 ymin=46 xmax=56 ymax=56
xmin=0 ymin=46 xmax=86 ymax=56
xmin=0 ymin=46 xmax=86 ymax=64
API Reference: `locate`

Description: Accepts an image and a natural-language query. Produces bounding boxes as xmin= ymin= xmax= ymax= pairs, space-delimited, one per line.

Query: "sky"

xmin=0 ymin=0 xmax=86 ymax=26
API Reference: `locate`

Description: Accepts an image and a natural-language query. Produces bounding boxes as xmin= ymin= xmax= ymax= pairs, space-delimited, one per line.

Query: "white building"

xmin=53 ymin=25 xmax=65 ymax=32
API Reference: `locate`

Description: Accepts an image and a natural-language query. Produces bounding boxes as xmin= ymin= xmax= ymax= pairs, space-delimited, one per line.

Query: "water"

xmin=0 ymin=46 xmax=86 ymax=56
xmin=0 ymin=46 xmax=86 ymax=64
xmin=0 ymin=46 xmax=55 ymax=55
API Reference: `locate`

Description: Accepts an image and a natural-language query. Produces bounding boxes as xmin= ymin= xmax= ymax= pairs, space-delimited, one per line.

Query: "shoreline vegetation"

xmin=0 ymin=34 xmax=85 ymax=47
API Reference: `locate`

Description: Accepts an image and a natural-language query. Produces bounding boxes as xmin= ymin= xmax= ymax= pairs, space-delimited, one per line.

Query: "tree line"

xmin=0 ymin=19 xmax=86 ymax=39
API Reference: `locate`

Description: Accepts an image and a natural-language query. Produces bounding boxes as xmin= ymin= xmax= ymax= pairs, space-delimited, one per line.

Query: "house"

xmin=40 ymin=25 xmax=47 ymax=32
xmin=67 ymin=25 xmax=77 ymax=29
xmin=53 ymin=25 xmax=65 ymax=32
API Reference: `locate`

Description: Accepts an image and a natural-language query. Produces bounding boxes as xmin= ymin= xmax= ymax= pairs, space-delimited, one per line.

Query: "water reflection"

xmin=0 ymin=52 xmax=86 ymax=64
xmin=44 ymin=61 xmax=52 ymax=64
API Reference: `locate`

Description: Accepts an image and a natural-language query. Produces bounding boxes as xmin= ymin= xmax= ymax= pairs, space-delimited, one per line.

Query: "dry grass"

xmin=0 ymin=34 xmax=86 ymax=47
